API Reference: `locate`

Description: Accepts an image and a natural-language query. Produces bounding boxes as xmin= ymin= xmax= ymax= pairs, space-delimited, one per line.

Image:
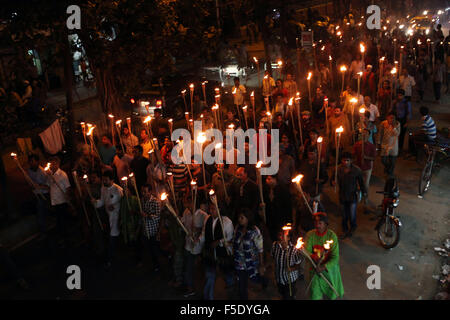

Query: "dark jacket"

xmin=336 ymin=164 xmax=366 ymax=203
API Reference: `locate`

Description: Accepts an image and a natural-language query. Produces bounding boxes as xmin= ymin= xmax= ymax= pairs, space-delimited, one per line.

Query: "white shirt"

xmin=182 ymin=209 xmax=209 ymax=255
xmin=201 ymin=215 xmax=234 ymax=257
xmin=399 ymin=75 xmax=416 ymax=97
xmin=232 ymin=84 xmax=246 ymax=106
xmin=364 ymin=103 xmax=380 ymax=122
xmin=48 ymin=168 xmax=71 ymax=206
xmin=95 ymin=183 xmax=123 ymax=236
xmin=28 ymin=166 xmax=49 ymax=195
xmin=349 ymin=60 xmax=365 ymax=79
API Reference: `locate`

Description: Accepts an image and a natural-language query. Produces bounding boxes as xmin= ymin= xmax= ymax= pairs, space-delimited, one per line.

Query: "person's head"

xmin=341 ymin=152 xmax=352 ymax=167
xmin=302 ymin=111 xmax=311 ymax=121
xmin=307 ymin=146 xmax=317 ymax=162
xmin=49 ymin=156 xmax=60 ymax=173
xmin=132 ymin=145 xmax=143 ymax=158
xmin=419 ymin=106 xmax=429 ymax=117
xmin=387 ymin=112 xmax=396 ymax=125
xmin=235 ymin=166 xmax=248 ymax=182
xmin=102 ymin=169 xmax=114 ymax=187
xmin=101 ymin=134 xmax=112 ymax=146
xmin=364 ymin=96 xmax=371 ymax=106
xmin=276 ymin=79 xmax=282 ymax=87
xmin=333 ymin=105 xmax=342 ymax=116
xmin=275 ymin=112 xmax=283 ymax=123
xmin=402 ymin=68 xmax=408 ymax=76
xmin=397 ymin=89 xmax=405 ymax=100
xmin=123 ymin=127 xmax=130 ymax=136
xmin=344 ymin=86 xmax=352 ymax=95
xmin=316 ymin=87 xmax=322 ymax=95
xmin=154 ymin=108 xmax=162 ymax=118
xmin=140 ymin=129 xmax=148 ymax=140
xmin=265 ymin=175 xmax=277 ymax=188
xmin=286 ymin=73 xmax=292 ymax=81
xmin=382 ymin=80 xmax=390 ymax=89
xmin=29 ymin=154 xmax=39 ymax=170
xmin=141 ymin=184 xmax=152 ymax=199
xmin=227 ymin=110 xmax=234 ymax=120
xmin=234 ymin=77 xmax=240 ymax=86
xmin=355 ymin=53 xmax=361 ymax=61
xmin=313 ymin=212 xmax=328 ymax=233
xmin=309 ymin=129 xmax=319 ymax=141
xmin=237 ymin=208 xmax=256 ymax=229
xmin=208 ymin=200 xmax=218 ymax=218
xmin=281 ymin=134 xmax=289 ymax=145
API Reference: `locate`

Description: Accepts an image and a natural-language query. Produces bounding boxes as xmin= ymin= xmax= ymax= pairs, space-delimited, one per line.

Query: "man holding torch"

xmin=272 ymin=225 xmax=303 ymax=300
xmin=91 ymin=169 xmax=123 ymax=268
xmin=305 ymin=212 xmax=344 ymax=300
xmin=202 ymin=197 xmax=234 ymax=300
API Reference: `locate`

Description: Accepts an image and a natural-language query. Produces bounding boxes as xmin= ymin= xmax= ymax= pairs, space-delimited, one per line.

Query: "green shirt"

xmin=305 ymin=229 xmax=344 ymax=300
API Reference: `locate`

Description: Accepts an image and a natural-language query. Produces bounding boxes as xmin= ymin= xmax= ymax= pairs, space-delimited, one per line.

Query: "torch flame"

xmin=228 ymin=124 xmax=235 ymax=129
xmin=307 ymin=72 xmax=312 ymax=80
xmin=336 ymin=126 xmax=344 ymax=133
xmin=181 ymin=89 xmax=186 ymax=94
xmin=288 ymin=97 xmax=294 ymax=106
xmin=292 ymin=174 xmax=304 ymax=184
xmin=350 ymin=97 xmax=358 ymax=104
xmin=232 ymin=88 xmax=237 ymax=94
xmin=256 ymin=161 xmax=263 ymax=169
xmin=196 ymin=132 xmax=206 ymax=144
xmin=360 ymin=43 xmax=365 ymax=53
xmin=168 ymin=118 xmax=173 ymax=123
xmin=83 ymin=174 xmax=88 ymax=179
xmin=209 ymin=189 xmax=215 ymax=196
xmin=143 ymin=116 xmax=151 ymax=124
xmin=359 ymin=107 xmax=366 ymax=114
xmin=189 ymin=84 xmax=194 ymax=89
xmin=391 ymin=68 xmax=397 ymax=74
xmin=121 ymin=176 xmax=128 ymax=181
xmin=108 ymin=114 xmax=114 ymax=118
xmin=282 ymin=224 xmax=292 ymax=231
xmin=242 ymin=105 xmax=248 ymax=111
xmin=340 ymin=65 xmax=347 ymax=72
xmin=212 ymin=104 xmax=219 ymax=110
xmin=115 ymin=120 xmax=122 ymax=125
xmin=160 ymin=192 xmax=168 ymax=201
xmin=329 ymin=55 xmax=332 ymax=61
xmin=86 ymin=126 xmax=95 ymax=136
xmin=10 ymin=152 xmax=17 ymax=158
xmin=357 ymin=72 xmax=363 ymax=77
xmin=277 ymin=60 xmax=282 ymax=66
xmin=44 ymin=162 xmax=51 ymax=171
xmin=295 ymin=237 xmax=304 ymax=249
xmin=129 ymin=173 xmax=134 ymax=178
xmin=317 ymin=136 xmax=323 ymax=143
xmin=250 ymin=91 xmax=254 ymax=97
xmin=253 ymin=57 xmax=258 ymax=63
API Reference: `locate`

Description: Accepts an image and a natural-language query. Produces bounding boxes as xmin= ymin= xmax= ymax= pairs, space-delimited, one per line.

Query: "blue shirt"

xmin=422 ymin=115 xmax=437 ymax=140
xmin=395 ymin=98 xmax=412 ymax=120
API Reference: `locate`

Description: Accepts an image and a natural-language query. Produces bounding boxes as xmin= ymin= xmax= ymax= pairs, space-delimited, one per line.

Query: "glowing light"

xmin=292 ymin=174 xmax=304 ymax=184
xmin=307 ymin=72 xmax=312 ymax=80
xmin=143 ymin=116 xmax=152 ymax=124
xmin=256 ymin=161 xmax=263 ymax=169
xmin=130 ymin=98 xmax=135 ymax=104
xmin=160 ymin=192 xmax=168 ymax=201
xmin=336 ymin=126 xmax=344 ymax=133
xmin=359 ymin=107 xmax=366 ymax=114
xmin=350 ymin=97 xmax=358 ymax=104
xmin=360 ymin=43 xmax=365 ymax=53
xmin=340 ymin=65 xmax=347 ymax=72
xmin=196 ymin=132 xmax=206 ymax=144
xmin=253 ymin=57 xmax=258 ymax=63
xmin=317 ymin=136 xmax=323 ymax=143
xmin=209 ymin=189 xmax=215 ymax=196
xmin=295 ymin=237 xmax=304 ymax=249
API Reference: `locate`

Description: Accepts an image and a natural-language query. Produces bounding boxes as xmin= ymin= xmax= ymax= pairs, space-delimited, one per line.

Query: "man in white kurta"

xmin=93 ymin=170 xmax=123 ymax=266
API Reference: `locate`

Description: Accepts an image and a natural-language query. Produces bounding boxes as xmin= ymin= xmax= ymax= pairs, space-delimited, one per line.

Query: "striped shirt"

xmin=168 ymin=164 xmax=188 ymax=192
xmin=271 ymin=241 xmax=303 ymax=285
xmin=422 ymin=115 xmax=437 ymax=140
xmin=142 ymin=195 xmax=161 ymax=238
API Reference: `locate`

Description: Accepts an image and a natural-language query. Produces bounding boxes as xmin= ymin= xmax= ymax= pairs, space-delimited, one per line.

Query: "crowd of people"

xmin=16 ymin=14 xmax=450 ymax=301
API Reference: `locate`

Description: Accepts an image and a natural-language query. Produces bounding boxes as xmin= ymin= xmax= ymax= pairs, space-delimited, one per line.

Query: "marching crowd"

xmin=16 ymin=17 xmax=449 ymax=301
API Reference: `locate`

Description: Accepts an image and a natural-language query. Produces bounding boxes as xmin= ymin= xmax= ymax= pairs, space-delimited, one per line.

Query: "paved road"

xmin=1 ymin=74 xmax=449 ymax=300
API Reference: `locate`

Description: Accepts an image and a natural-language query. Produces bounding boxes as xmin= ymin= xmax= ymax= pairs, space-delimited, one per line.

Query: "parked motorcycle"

xmin=375 ymin=177 xmax=402 ymax=249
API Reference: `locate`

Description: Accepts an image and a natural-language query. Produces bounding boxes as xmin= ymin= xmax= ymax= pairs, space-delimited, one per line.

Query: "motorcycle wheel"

xmin=418 ymin=159 xmax=433 ymax=197
xmin=377 ymin=216 xmax=400 ymax=249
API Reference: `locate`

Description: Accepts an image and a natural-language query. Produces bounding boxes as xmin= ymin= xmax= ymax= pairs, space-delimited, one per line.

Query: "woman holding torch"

xmin=232 ymin=208 xmax=267 ymax=300
xmin=305 ymin=212 xmax=344 ymax=300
